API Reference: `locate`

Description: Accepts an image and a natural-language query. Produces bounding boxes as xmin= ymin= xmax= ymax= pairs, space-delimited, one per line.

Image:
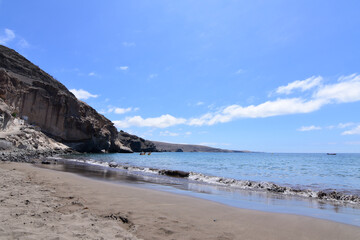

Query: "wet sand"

xmin=0 ymin=162 xmax=359 ymax=240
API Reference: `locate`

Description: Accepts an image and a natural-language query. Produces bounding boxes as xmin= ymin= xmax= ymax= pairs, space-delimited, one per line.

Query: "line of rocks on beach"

xmin=0 ymin=148 xmax=74 ymax=163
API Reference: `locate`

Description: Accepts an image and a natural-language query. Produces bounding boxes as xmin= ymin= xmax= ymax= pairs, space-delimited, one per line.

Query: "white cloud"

xmin=0 ymin=28 xmax=15 ymax=44
xmin=117 ymin=66 xmax=129 ymax=71
xmin=160 ymin=131 xmax=179 ymax=137
xmin=276 ymin=76 xmax=323 ymax=95
xmin=70 ymin=89 xmax=99 ymax=100
xmin=342 ymin=125 xmax=360 ymax=135
xmin=188 ymin=74 xmax=360 ymax=126
xmin=188 ymin=98 xmax=325 ymax=126
xmin=196 ymin=101 xmax=204 ymax=106
xmin=313 ymin=75 xmax=360 ymax=103
xmin=88 ymin=72 xmax=96 ymax=76
xmin=297 ymin=125 xmax=322 ymax=132
xmin=122 ymin=42 xmax=136 ymax=47
xmin=114 ymin=107 xmax=132 ymax=114
xmin=113 ymin=114 xmax=186 ymax=129
xmin=106 ymin=106 xmax=136 ymax=114
xmin=112 ymin=74 xmax=360 ymax=129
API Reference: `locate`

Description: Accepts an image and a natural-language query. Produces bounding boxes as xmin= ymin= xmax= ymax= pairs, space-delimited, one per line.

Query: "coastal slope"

xmin=0 ymin=45 xmax=131 ymax=153
xmin=152 ymin=140 xmax=249 ymax=152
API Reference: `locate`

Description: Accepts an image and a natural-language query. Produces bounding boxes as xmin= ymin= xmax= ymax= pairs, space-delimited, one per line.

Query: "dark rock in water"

xmin=267 ymin=184 xmax=287 ymax=193
xmin=0 ymin=45 xmax=131 ymax=153
xmin=108 ymin=162 xmax=118 ymax=168
xmin=41 ymin=160 xmax=51 ymax=164
xmin=175 ymin=148 xmax=183 ymax=152
xmin=159 ymin=170 xmax=189 ymax=178
xmin=117 ymin=130 xmax=157 ymax=152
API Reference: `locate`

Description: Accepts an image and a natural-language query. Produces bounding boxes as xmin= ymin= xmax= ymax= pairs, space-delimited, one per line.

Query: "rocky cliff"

xmin=117 ymin=131 xmax=157 ymax=152
xmin=0 ymin=45 xmax=131 ymax=153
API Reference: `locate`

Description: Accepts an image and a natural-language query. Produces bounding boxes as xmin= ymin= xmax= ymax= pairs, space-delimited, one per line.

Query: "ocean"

xmin=44 ymin=152 xmax=360 ymax=226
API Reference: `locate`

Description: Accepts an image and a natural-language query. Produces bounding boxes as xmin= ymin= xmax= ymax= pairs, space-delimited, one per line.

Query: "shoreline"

xmin=56 ymin=154 xmax=360 ymax=207
xmin=1 ymin=161 xmax=359 ymax=239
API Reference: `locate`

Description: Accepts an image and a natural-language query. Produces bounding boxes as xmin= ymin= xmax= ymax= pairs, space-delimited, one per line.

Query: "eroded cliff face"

xmin=0 ymin=45 xmax=131 ymax=153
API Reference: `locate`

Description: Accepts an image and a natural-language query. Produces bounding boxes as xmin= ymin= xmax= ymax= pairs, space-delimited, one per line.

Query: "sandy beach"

xmin=0 ymin=161 xmax=359 ymax=240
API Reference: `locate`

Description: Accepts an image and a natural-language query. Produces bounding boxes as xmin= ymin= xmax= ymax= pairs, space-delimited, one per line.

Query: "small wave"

xmin=188 ymin=172 xmax=360 ymax=205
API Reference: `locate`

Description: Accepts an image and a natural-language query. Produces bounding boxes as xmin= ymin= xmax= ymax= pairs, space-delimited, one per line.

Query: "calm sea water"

xmin=76 ymin=152 xmax=360 ymax=194
xmin=49 ymin=152 xmax=360 ymax=226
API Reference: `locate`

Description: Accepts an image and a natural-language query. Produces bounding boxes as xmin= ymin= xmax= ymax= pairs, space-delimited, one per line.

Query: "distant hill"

xmin=152 ymin=141 xmax=249 ymax=153
xmin=118 ymin=131 xmax=157 ymax=152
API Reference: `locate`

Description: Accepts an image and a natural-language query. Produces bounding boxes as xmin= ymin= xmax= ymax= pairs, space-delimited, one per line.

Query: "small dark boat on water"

xmin=327 ymin=153 xmax=336 ymax=155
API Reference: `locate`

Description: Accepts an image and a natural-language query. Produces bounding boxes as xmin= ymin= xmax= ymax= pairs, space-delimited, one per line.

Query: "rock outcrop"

xmin=1 ymin=98 xmax=73 ymax=162
xmin=117 ymin=130 xmax=157 ymax=152
xmin=0 ymin=45 xmax=131 ymax=153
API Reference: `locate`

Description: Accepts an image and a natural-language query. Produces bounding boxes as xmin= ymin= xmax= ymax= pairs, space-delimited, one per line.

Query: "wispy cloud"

xmin=160 ymin=131 xmax=179 ymax=137
xmin=88 ymin=72 xmax=96 ymax=76
xmin=0 ymin=28 xmax=30 ymax=48
xmin=101 ymin=106 xmax=138 ymax=115
xmin=122 ymin=42 xmax=136 ymax=47
xmin=276 ymin=76 xmax=323 ymax=95
xmin=18 ymin=38 xmax=29 ymax=48
xmin=113 ymin=114 xmax=186 ymax=129
xmin=342 ymin=125 xmax=360 ymax=135
xmin=109 ymin=107 xmax=133 ymax=114
xmin=196 ymin=101 xmax=204 ymax=106
xmin=70 ymin=89 xmax=99 ymax=100
xmin=235 ymin=69 xmax=244 ymax=74
xmin=298 ymin=122 xmax=358 ymax=134
xmin=337 ymin=122 xmax=355 ymax=129
xmin=148 ymin=73 xmax=158 ymax=79
xmin=345 ymin=141 xmax=360 ymax=145
xmin=297 ymin=125 xmax=322 ymax=131
xmin=0 ymin=28 xmax=15 ymax=45
xmin=116 ymin=66 xmax=129 ymax=71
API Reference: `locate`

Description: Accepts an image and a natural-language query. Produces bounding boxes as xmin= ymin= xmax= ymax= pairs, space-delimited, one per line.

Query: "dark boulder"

xmin=159 ymin=170 xmax=190 ymax=178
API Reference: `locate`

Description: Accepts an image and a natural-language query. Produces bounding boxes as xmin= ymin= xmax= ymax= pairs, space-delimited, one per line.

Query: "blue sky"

xmin=1 ymin=0 xmax=360 ymax=152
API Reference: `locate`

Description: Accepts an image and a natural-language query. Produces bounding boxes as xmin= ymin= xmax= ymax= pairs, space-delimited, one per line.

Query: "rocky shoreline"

xmin=0 ymin=149 xmax=72 ymax=163
xmin=50 ymin=156 xmax=360 ymax=208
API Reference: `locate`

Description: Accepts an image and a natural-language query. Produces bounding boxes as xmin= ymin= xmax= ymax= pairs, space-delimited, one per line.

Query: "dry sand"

xmin=0 ymin=162 xmax=359 ymax=240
